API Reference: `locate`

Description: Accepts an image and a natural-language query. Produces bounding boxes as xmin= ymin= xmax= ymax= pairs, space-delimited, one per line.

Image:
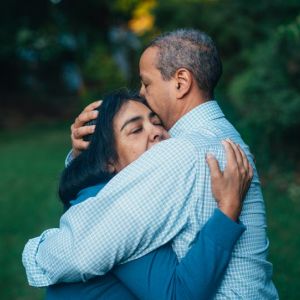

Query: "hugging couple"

xmin=23 ymin=29 xmax=278 ymax=299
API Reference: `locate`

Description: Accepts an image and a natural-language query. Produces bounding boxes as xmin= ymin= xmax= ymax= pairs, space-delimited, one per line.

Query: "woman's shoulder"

xmin=70 ymin=182 xmax=108 ymax=206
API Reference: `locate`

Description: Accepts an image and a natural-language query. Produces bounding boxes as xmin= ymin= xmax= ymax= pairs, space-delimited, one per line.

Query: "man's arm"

xmin=47 ymin=141 xmax=250 ymax=299
xmin=22 ymin=139 xmax=251 ymax=287
xmin=23 ymin=138 xmax=200 ymax=286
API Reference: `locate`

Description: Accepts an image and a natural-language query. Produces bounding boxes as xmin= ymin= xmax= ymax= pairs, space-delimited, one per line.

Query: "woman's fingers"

xmin=234 ymin=143 xmax=254 ymax=183
xmin=225 ymin=139 xmax=254 ymax=193
xmin=226 ymin=139 xmax=244 ymax=171
xmin=207 ymin=139 xmax=254 ymax=221
xmin=206 ymin=153 xmax=222 ymax=180
xmin=236 ymin=144 xmax=249 ymax=172
xmin=227 ymin=140 xmax=253 ymax=186
xmin=222 ymin=140 xmax=238 ymax=173
xmin=208 ymin=141 xmax=241 ymax=221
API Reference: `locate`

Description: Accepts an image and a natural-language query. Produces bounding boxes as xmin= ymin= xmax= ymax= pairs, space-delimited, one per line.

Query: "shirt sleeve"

xmin=65 ymin=150 xmax=74 ymax=167
xmin=112 ymin=209 xmax=246 ymax=300
xmin=22 ymin=138 xmax=201 ymax=287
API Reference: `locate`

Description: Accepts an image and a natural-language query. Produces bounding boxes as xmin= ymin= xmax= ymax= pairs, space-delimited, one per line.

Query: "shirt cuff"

xmin=22 ymin=229 xmax=59 ymax=287
xmin=65 ymin=150 xmax=74 ymax=167
xmin=202 ymin=208 xmax=246 ymax=251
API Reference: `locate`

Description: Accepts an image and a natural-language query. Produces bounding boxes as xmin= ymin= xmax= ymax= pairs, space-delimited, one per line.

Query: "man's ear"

xmin=174 ymin=68 xmax=193 ymax=99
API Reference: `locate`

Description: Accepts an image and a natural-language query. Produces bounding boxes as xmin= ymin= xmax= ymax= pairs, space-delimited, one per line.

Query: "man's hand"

xmin=206 ymin=139 xmax=253 ymax=221
xmin=71 ymin=100 xmax=102 ymax=157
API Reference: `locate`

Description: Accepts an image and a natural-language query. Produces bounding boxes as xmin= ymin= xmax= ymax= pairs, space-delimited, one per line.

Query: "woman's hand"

xmin=206 ymin=139 xmax=254 ymax=221
xmin=70 ymin=100 xmax=102 ymax=157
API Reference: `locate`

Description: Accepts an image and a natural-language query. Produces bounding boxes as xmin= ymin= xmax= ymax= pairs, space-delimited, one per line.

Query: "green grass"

xmin=0 ymin=124 xmax=299 ymax=299
xmin=0 ymin=124 xmax=69 ymax=300
xmin=264 ymin=174 xmax=300 ymax=299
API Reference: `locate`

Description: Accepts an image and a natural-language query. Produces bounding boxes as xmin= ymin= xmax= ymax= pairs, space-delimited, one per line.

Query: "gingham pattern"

xmin=22 ymin=101 xmax=278 ymax=299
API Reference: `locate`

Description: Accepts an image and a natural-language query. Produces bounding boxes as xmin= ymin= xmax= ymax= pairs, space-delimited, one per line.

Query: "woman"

xmin=40 ymin=89 xmax=250 ymax=300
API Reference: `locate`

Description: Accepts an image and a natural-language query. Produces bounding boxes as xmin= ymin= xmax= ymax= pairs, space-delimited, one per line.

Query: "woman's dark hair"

xmin=59 ymin=89 xmax=147 ymax=208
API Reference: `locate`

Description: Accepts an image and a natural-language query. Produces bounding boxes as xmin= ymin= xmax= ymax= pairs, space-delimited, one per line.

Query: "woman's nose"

xmin=149 ymin=125 xmax=163 ymax=143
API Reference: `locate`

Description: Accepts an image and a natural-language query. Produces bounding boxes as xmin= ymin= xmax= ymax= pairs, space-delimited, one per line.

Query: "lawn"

xmin=0 ymin=123 xmax=298 ymax=299
xmin=0 ymin=124 xmax=69 ymax=300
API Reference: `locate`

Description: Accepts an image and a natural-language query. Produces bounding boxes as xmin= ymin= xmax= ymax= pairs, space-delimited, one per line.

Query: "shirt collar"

xmin=70 ymin=183 xmax=107 ymax=206
xmin=169 ymin=100 xmax=224 ymax=137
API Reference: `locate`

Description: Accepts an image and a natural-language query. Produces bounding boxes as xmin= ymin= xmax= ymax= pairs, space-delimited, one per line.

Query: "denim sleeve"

xmin=112 ymin=209 xmax=245 ymax=300
xmin=45 ymin=273 xmax=137 ymax=300
xmin=45 ymin=209 xmax=244 ymax=300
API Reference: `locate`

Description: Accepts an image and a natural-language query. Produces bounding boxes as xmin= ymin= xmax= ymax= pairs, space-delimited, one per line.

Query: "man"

xmin=24 ymin=29 xmax=278 ymax=298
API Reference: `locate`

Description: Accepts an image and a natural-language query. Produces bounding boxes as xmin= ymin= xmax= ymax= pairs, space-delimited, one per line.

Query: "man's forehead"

xmin=140 ymin=48 xmax=160 ymax=78
xmin=140 ymin=46 xmax=158 ymax=66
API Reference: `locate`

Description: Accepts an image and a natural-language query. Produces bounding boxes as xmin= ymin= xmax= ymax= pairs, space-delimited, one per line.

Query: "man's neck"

xmin=166 ymin=93 xmax=211 ymax=130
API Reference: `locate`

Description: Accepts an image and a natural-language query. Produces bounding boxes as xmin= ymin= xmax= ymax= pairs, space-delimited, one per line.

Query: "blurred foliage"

xmin=129 ymin=0 xmax=156 ymax=35
xmin=0 ymin=0 xmax=145 ymax=112
xmin=1 ymin=0 xmax=299 ymax=165
xmin=228 ymin=16 xmax=300 ymax=160
xmin=81 ymin=44 xmax=126 ymax=99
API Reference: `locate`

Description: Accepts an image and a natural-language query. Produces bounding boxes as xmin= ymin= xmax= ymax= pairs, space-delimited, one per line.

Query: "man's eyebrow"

xmin=121 ymin=116 xmax=143 ymax=131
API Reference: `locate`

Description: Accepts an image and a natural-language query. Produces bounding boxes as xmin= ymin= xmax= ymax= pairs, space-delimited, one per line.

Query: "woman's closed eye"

xmin=131 ymin=127 xmax=143 ymax=134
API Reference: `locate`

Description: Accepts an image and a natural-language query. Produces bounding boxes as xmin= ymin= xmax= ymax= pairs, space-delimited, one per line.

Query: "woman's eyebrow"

xmin=120 ymin=116 xmax=143 ymax=131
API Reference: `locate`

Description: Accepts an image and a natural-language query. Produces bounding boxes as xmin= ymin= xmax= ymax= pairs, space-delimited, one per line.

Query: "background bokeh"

xmin=0 ymin=0 xmax=299 ymax=299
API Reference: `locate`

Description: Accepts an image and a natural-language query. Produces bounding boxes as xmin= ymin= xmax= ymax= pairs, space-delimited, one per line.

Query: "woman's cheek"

xmin=131 ymin=141 xmax=148 ymax=161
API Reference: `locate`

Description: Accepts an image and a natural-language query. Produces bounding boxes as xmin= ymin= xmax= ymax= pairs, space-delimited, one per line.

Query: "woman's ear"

xmin=107 ymin=162 xmax=116 ymax=174
xmin=174 ymin=68 xmax=192 ymax=99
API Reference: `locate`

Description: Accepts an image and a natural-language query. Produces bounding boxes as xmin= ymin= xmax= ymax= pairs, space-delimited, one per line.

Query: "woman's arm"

xmin=46 ymin=209 xmax=244 ymax=300
xmin=46 ymin=273 xmax=137 ymax=300
xmin=112 ymin=209 xmax=245 ymax=300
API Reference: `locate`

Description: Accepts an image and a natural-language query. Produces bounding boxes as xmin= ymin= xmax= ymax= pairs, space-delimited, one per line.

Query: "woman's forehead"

xmin=114 ymin=100 xmax=152 ymax=126
xmin=121 ymin=100 xmax=151 ymax=115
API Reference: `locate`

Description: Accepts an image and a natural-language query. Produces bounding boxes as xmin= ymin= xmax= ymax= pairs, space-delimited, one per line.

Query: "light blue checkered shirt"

xmin=22 ymin=100 xmax=278 ymax=299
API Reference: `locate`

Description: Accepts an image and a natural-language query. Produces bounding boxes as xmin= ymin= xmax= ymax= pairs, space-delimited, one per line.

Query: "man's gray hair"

xmin=148 ymin=29 xmax=222 ymax=97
